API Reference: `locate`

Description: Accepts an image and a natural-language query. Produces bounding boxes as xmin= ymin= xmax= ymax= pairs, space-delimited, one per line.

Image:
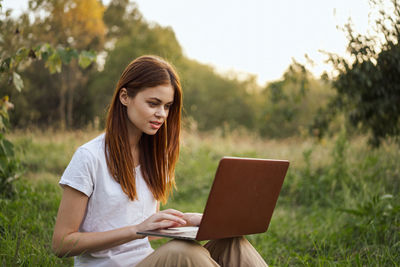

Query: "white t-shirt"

xmin=59 ymin=134 xmax=157 ymax=267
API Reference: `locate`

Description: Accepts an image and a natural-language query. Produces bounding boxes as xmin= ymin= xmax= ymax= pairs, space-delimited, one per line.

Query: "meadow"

xmin=1 ymin=129 xmax=399 ymax=266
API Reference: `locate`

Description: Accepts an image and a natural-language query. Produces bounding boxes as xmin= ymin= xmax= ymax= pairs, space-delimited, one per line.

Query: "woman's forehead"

xmin=139 ymin=84 xmax=174 ymax=102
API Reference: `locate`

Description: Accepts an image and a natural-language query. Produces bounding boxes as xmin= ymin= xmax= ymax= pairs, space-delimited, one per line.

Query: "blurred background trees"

xmin=314 ymin=0 xmax=400 ymax=146
xmin=2 ymin=0 xmax=104 ymax=129
xmin=1 ymin=0 xmax=399 ymax=146
xmin=0 ymin=0 xmax=98 ymax=197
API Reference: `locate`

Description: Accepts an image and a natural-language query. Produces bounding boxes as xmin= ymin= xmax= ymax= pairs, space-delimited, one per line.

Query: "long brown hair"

xmin=105 ymin=55 xmax=182 ymax=203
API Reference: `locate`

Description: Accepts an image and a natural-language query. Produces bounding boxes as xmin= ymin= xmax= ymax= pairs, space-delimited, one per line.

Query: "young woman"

xmin=52 ymin=55 xmax=268 ymax=267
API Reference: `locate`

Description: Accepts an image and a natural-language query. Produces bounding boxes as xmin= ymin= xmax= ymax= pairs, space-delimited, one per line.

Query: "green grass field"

xmin=1 ymin=129 xmax=399 ymax=266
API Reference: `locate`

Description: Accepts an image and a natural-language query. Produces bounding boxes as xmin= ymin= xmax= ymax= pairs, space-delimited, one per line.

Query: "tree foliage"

xmin=177 ymin=59 xmax=258 ymax=132
xmin=1 ymin=0 xmax=103 ymax=129
xmin=29 ymin=0 xmax=106 ymax=50
xmin=322 ymin=0 xmax=400 ymax=146
xmin=0 ymin=0 xmax=97 ymax=197
xmin=259 ymin=61 xmax=334 ymax=138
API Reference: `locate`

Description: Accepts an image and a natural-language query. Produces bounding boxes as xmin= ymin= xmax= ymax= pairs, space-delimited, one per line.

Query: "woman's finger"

xmin=152 ymin=212 xmax=186 ymax=225
xmin=155 ymin=220 xmax=181 ymax=229
xmin=144 ymin=218 xmax=184 ymax=231
xmin=159 ymin=209 xmax=184 ymax=217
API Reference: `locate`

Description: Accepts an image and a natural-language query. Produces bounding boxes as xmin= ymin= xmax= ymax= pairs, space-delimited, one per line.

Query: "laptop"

xmin=137 ymin=157 xmax=289 ymax=241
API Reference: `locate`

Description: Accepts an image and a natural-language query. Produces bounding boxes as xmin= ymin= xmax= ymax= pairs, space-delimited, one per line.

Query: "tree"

xmin=323 ymin=0 xmax=400 ymax=146
xmin=257 ymin=61 xmax=334 ymax=138
xmin=0 ymin=0 xmax=96 ymax=197
xmin=175 ymin=59 xmax=258 ymax=132
xmin=3 ymin=0 xmax=104 ymax=129
xmin=36 ymin=0 xmax=105 ymax=128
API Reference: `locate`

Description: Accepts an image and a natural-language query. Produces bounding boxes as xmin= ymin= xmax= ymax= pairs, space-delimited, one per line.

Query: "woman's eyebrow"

xmin=148 ymin=97 xmax=173 ymax=104
xmin=148 ymin=97 xmax=162 ymax=103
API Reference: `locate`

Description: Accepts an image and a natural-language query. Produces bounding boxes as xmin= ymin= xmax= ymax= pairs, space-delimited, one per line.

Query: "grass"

xmin=1 ymin=129 xmax=399 ymax=266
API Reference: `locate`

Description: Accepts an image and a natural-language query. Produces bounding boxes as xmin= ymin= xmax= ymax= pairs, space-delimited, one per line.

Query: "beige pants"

xmin=137 ymin=237 xmax=268 ymax=267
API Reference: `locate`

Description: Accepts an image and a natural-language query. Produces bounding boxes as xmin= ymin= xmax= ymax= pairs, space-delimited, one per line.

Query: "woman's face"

xmin=120 ymin=84 xmax=175 ymax=136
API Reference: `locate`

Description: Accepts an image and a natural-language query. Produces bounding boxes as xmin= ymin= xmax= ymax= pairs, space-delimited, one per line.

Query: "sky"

xmin=3 ymin=0 xmax=373 ymax=85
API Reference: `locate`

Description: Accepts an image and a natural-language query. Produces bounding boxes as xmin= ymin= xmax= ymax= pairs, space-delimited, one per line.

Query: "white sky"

xmin=3 ymin=0 xmax=373 ymax=85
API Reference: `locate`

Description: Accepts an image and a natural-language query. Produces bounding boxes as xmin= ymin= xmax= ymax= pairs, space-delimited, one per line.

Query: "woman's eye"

xmin=148 ymin=102 xmax=157 ymax=107
xmin=165 ymin=104 xmax=172 ymax=110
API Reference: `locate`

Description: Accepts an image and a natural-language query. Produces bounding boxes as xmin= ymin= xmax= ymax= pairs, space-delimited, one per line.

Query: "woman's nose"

xmin=155 ymin=107 xmax=167 ymax=118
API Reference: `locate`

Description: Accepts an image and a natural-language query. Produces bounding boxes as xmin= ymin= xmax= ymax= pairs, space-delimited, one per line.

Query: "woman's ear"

xmin=119 ymin=88 xmax=129 ymax=106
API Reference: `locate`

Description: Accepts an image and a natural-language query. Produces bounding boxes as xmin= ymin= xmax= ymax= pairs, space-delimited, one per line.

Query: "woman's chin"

xmin=144 ymin=129 xmax=159 ymax=135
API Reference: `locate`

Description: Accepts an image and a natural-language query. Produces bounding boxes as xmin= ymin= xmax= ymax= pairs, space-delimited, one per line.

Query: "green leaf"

xmin=78 ymin=50 xmax=96 ymax=69
xmin=12 ymin=72 xmax=23 ymax=92
xmin=45 ymin=52 xmax=62 ymax=74
xmin=1 ymin=139 xmax=14 ymax=157
xmin=15 ymin=48 xmax=30 ymax=65
xmin=33 ymin=44 xmax=42 ymax=58
xmin=58 ymin=47 xmax=78 ymax=65
xmin=39 ymin=43 xmax=53 ymax=61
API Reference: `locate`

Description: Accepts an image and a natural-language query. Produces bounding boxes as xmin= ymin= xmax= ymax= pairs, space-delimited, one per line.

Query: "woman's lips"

xmin=150 ymin=121 xmax=162 ymax=129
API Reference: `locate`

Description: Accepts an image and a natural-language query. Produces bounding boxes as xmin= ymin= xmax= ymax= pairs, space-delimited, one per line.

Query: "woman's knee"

xmin=158 ymin=239 xmax=210 ymax=258
xmin=139 ymin=239 xmax=219 ymax=267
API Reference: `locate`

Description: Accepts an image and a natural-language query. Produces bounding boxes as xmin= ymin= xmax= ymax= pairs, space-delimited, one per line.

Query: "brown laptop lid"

xmin=196 ymin=157 xmax=289 ymax=241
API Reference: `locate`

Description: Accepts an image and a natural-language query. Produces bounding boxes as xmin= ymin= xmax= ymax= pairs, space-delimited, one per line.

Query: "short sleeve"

xmin=59 ymin=147 xmax=96 ymax=197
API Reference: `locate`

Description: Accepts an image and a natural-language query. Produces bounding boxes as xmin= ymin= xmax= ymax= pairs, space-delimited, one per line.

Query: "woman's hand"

xmin=182 ymin=213 xmax=203 ymax=227
xmin=136 ymin=209 xmax=187 ymax=235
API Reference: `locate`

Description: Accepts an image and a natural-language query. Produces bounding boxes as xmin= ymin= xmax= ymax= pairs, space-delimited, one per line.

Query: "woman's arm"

xmin=52 ymin=186 xmax=186 ymax=257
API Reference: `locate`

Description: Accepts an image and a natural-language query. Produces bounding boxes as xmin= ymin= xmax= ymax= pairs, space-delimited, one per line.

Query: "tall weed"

xmin=281 ymin=131 xmax=350 ymax=207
